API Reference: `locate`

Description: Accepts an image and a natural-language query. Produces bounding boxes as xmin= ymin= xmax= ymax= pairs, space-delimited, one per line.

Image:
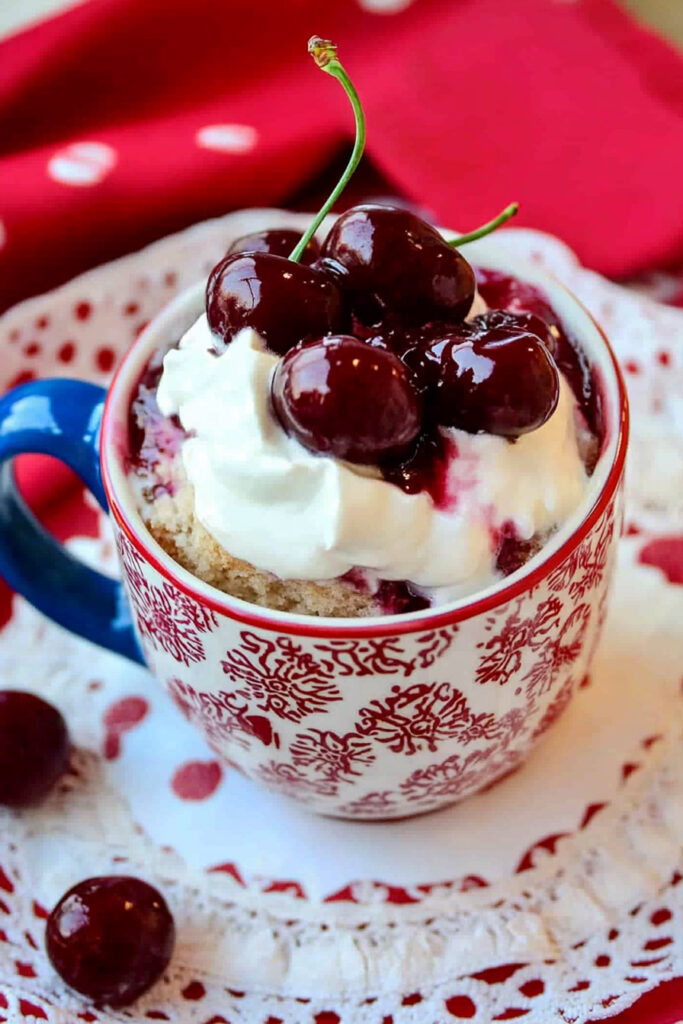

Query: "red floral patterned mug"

xmin=0 ymin=245 xmax=628 ymax=819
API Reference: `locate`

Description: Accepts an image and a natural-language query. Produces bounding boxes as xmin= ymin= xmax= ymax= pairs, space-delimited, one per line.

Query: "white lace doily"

xmin=0 ymin=211 xmax=682 ymax=1023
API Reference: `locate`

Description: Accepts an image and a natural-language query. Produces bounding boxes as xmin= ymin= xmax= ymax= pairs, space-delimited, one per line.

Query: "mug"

xmin=0 ymin=242 xmax=628 ymax=819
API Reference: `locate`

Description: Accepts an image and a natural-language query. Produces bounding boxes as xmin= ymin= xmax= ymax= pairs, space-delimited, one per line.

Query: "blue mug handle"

xmin=0 ymin=378 xmax=143 ymax=664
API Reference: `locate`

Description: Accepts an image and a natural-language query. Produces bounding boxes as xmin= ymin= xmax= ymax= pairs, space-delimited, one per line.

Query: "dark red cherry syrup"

xmin=375 ymin=580 xmax=431 ymax=614
xmin=380 ymin=430 xmax=455 ymax=506
xmin=340 ymin=570 xmax=430 ymax=614
xmin=127 ymin=349 xmax=187 ymax=499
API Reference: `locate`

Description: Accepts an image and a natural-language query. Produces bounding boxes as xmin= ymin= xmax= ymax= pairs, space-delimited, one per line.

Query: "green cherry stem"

xmin=289 ymin=37 xmax=366 ymax=264
xmin=448 ymin=202 xmax=519 ymax=248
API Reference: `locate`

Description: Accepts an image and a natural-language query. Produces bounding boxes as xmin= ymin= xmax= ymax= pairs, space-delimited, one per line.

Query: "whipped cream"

xmin=156 ymin=314 xmax=588 ymax=601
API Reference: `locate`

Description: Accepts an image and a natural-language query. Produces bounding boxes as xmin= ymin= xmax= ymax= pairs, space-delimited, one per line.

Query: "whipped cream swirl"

xmin=157 ymin=314 xmax=588 ymax=600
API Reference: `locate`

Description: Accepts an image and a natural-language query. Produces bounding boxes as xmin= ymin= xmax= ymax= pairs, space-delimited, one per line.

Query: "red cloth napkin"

xmin=1 ymin=0 xmax=683 ymax=318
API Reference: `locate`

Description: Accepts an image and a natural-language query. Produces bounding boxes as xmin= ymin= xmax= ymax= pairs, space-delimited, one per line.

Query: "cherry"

xmin=366 ymin=322 xmax=459 ymax=399
xmin=432 ymin=312 xmax=560 ymax=436
xmin=227 ymin=228 xmax=320 ymax=265
xmin=205 ymin=39 xmax=365 ymax=356
xmin=271 ymin=335 xmax=422 ymax=463
xmin=479 ymin=308 xmax=557 ymax=356
xmin=206 ymin=252 xmax=343 ymax=354
xmin=366 ymin=318 xmax=450 ymax=354
xmin=320 ymin=204 xmax=476 ymax=326
xmin=0 ymin=691 xmax=69 ymax=807
xmin=478 ymin=269 xmax=603 ymax=444
xmin=399 ymin=327 xmax=456 ymax=393
xmin=46 ymin=876 xmax=175 ymax=1007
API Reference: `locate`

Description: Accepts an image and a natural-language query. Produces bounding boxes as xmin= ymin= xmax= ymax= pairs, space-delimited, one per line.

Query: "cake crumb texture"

xmin=140 ymin=472 xmax=378 ymax=618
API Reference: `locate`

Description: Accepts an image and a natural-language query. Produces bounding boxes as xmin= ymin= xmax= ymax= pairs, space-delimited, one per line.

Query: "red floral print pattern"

xmin=523 ymin=603 xmax=591 ymax=701
xmin=531 ymin=676 xmax=577 ymax=741
xmin=548 ymin=497 xmax=616 ymax=600
xmin=496 ymin=706 xmax=532 ymax=747
xmin=310 ymin=627 xmax=458 ymax=679
xmin=115 ymin=530 xmax=148 ymax=592
xmin=335 ymin=790 xmax=399 ymax=819
xmin=111 ymin=478 xmax=620 ymax=817
xmin=134 ymin=581 xmax=218 ymax=664
xmin=253 ymin=760 xmax=339 ymax=801
xmin=117 ymin=534 xmax=218 ymax=665
xmin=310 ymin=637 xmax=416 ymax=677
xmin=221 ymin=631 xmax=342 ymax=722
xmin=167 ymin=677 xmax=278 ymax=750
xmin=475 ymin=597 xmax=563 ymax=687
xmin=356 ymin=682 xmax=499 ymax=755
xmin=400 ymin=747 xmax=522 ymax=804
xmin=290 ymin=729 xmax=375 ymax=782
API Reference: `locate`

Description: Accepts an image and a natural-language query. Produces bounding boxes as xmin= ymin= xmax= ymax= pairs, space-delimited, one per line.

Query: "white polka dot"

xmin=48 ymin=142 xmax=118 ymax=187
xmin=195 ymin=124 xmax=258 ymax=154
xmin=357 ymin=0 xmax=415 ymax=10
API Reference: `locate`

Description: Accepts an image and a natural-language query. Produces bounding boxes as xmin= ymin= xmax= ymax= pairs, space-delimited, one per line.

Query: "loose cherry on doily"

xmin=0 ymin=690 xmax=70 ymax=807
xmin=46 ymin=876 xmax=175 ymax=1007
xmin=271 ymin=334 xmax=422 ymax=462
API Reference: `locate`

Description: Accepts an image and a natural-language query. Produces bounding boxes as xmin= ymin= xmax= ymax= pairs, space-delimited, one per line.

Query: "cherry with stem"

xmin=205 ymin=36 xmax=365 ymax=353
xmin=289 ymin=37 xmax=367 ymax=264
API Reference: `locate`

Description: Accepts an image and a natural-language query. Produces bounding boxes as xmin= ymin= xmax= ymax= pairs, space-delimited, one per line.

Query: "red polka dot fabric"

xmin=1 ymin=0 xmax=683 ymax=314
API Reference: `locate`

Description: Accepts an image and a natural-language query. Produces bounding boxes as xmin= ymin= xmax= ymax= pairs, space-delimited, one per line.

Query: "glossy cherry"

xmin=271 ymin=334 xmax=422 ymax=463
xmin=206 ymin=252 xmax=343 ymax=354
xmin=46 ymin=876 xmax=175 ymax=1007
xmin=432 ymin=312 xmax=560 ymax=436
xmin=227 ymin=228 xmax=320 ymax=265
xmin=478 ymin=269 xmax=603 ymax=441
xmin=400 ymin=327 xmax=457 ymax=394
xmin=319 ymin=205 xmax=476 ymax=326
xmin=366 ymin=321 xmax=460 ymax=398
xmin=479 ymin=308 xmax=557 ymax=356
xmin=0 ymin=691 xmax=69 ymax=807
xmin=366 ymin=318 xmax=451 ymax=354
